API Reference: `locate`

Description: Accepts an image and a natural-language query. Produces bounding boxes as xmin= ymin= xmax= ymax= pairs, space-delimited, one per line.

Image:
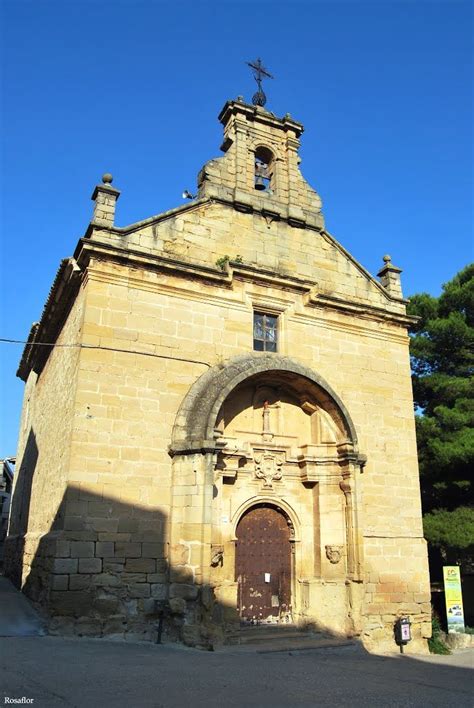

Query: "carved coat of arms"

xmin=253 ymin=451 xmax=284 ymax=488
xmin=325 ymin=545 xmax=344 ymax=564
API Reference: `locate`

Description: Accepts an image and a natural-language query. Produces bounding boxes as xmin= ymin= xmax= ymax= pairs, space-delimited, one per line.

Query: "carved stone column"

xmin=339 ymin=456 xmax=365 ymax=581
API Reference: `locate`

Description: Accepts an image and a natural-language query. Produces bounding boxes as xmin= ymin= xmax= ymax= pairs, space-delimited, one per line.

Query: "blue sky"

xmin=1 ymin=0 xmax=472 ymax=454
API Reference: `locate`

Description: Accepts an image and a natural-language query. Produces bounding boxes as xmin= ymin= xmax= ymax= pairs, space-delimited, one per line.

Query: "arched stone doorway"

xmin=169 ymin=354 xmax=366 ymax=641
xmin=235 ymin=504 xmax=293 ymax=624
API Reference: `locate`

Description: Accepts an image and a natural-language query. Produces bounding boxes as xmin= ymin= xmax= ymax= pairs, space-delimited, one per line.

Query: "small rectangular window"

xmin=253 ymin=312 xmax=278 ymax=352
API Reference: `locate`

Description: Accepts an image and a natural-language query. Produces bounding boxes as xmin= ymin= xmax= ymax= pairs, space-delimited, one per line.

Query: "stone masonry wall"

xmin=44 ymin=267 xmax=209 ymax=641
xmin=5 ymin=288 xmax=85 ymax=595
xmin=31 ymin=252 xmax=430 ymax=650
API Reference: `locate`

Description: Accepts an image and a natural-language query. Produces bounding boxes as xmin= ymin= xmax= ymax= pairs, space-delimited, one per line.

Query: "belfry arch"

xmin=170 ymin=354 xmax=367 ymax=634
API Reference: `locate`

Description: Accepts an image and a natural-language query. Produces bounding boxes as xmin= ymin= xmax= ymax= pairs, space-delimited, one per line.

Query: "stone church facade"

xmin=6 ymin=98 xmax=431 ymax=652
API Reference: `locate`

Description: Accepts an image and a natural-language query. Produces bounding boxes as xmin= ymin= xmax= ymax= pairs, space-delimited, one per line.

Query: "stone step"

xmin=257 ymin=638 xmax=356 ymax=653
xmin=237 ymin=623 xmax=301 ymax=632
xmin=228 ymin=630 xmax=328 ymax=644
xmin=217 ymin=635 xmax=355 ymax=653
xmin=227 ymin=628 xmax=324 ymax=645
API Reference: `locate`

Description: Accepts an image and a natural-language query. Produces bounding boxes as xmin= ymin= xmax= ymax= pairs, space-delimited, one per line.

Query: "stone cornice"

xmin=304 ymin=291 xmax=417 ymax=328
xmin=319 ymin=230 xmax=409 ymax=307
xmin=82 ymin=198 xmax=406 ymax=313
xmin=218 ymin=99 xmax=304 ymax=137
xmin=75 ymin=239 xmax=404 ymax=320
xmin=289 ymin=311 xmax=410 ymax=345
xmin=77 ymin=237 xmax=412 ymax=326
xmin=18 ymin=231 xmax=414 ymax=382
xmin=17 ymin=258 xmax=83 ymax=381
xmin=75 ymin=238 xmax=233 ymax=285
xmin=90 ymin=182 xmax=121 ymax=202
xmin=77 ymin=237 xmax=318 ymax=294
xmin=84 ymin=193 xmax=324 ymax=236
xmin=77 ymin=238 xmax=413 ymax=326
xmin=229 ymin=261 xmax=313 ymax=292
xmin=83 ymin=198 xmax=209 ymax=239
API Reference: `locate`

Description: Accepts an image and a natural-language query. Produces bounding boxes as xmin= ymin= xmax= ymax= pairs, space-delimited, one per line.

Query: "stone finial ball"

xmin=102 ymin=173 xmax=113 ymax=184
xmin=383 ymin=254 xmax=392 ymax=263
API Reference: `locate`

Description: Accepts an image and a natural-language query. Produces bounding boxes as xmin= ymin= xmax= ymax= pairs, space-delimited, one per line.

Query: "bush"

xmin=428 ymin=613 xmax=451 ymax=654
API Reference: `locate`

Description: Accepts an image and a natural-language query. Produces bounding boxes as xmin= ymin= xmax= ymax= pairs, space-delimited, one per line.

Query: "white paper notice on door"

xmin=264 ymin=573 xmax=271 ymax=583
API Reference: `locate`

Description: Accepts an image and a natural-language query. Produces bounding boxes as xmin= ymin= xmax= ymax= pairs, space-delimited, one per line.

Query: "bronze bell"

xmin=255 ymin=175 xmax=266 ymax=190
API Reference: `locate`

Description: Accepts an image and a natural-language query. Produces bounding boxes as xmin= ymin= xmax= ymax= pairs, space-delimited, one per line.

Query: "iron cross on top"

xmin=246 ymin=58 xmax=274 ymax=107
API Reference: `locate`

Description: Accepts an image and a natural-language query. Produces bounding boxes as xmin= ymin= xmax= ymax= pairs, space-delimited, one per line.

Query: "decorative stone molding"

xmin=215 ymin=438 xmax=250 ymax=482
xmin=286 ymin=517 xmax=296 ymax=541
xmin=325 ymin=545 xmax=344 ymax=564
xmin=17 ymin=258 xmax=83 ymax=381
xmin=297 ymin=444 xmax=339 ymax=484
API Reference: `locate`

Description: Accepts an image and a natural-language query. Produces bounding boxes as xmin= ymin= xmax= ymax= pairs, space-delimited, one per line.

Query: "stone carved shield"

xmin=254 ymin=451 xmax=284 ymax=488
xmin=325 ymin=545 xmax=344 ymax=564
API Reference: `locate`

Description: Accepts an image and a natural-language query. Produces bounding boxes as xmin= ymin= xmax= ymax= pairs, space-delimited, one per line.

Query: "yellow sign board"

xmin=443 ymin=566 xmax=465 ymax=634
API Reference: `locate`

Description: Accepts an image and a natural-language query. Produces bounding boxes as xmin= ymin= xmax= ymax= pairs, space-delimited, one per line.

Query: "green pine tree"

xmin=407 ymin=264 xmax=474 ymax=562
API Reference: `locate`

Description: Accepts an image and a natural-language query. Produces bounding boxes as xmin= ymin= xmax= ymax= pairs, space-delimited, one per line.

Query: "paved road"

xmin=0 ymin=636 xmax=472 ymax=708
xmin=0 ymin=577 xmax=45 ymax=637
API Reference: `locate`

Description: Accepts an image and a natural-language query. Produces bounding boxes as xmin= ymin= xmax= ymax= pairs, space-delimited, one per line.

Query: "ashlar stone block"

xmin=53 ymin=558 xmax=78 ymax=575
xmin=124 ymin=558 xmax=156 ymax=573
xmin=78 ymin=558 xmax=102 ymax=574
xmin=70 ymin=541 xmax=95 ymax=558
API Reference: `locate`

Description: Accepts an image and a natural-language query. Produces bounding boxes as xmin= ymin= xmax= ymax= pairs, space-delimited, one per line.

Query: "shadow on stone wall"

xmin=13 ymin=483 xmax=187 ymax=644
xmin=4 ymin=449 xmax=435 ymax=652
xmin=5 ymin=429 xmax=38 ymax=588
xmin=4 ymin=478 xmax=382 ymax=650
xmin=8 ymin=480 xmax=250 ymax=647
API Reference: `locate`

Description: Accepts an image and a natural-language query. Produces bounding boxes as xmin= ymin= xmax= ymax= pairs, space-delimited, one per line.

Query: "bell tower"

xmin=197 ymin=98 xmax=325 ymax=230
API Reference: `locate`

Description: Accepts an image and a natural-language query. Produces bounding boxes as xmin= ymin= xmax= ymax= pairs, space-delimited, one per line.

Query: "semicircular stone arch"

xmin=230 ymin=497 xmax=301 ymax=542
xmin=170 ymin=353 xmax=358 ymax=455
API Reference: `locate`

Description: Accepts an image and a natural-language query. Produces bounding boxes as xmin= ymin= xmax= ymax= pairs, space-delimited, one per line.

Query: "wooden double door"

xmin=235 ymin=505 xmax=291 ymax=622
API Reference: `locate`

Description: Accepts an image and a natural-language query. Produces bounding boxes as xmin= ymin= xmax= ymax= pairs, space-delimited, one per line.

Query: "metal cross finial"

xmin=246 ymin=58 xmax=274 ymax=107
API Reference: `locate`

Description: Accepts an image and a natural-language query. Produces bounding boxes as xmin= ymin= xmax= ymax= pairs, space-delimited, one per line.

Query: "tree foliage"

xmin=423 ymin=507 xmax=474 ymax=550
xmin=407 ymin=264 xmax=474 ymax=551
